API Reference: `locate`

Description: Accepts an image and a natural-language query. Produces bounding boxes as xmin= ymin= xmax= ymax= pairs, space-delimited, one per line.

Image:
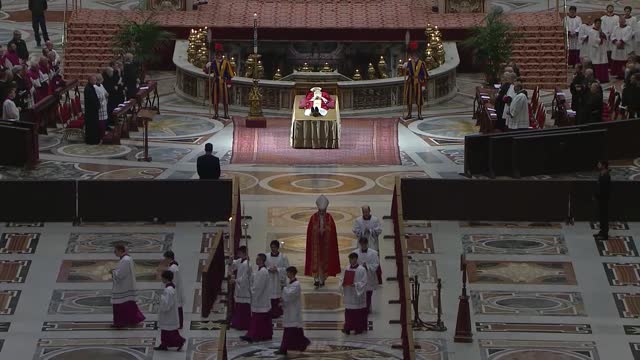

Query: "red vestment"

xmin=299 ymin=91 xmax=335 ymax=110
xmin=304 ymin=212 xmax=341 ymax=277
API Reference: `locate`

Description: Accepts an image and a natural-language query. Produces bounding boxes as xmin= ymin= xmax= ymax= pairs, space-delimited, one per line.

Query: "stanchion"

xmin=412 ymin=276 xmax=446 ymax=331
xmin=454 ymin=254 xmax=472 ymax=343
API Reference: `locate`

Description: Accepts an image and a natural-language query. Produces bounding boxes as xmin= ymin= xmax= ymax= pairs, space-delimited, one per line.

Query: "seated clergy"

xmin=299 ymin=87 xmax=335 ymax=117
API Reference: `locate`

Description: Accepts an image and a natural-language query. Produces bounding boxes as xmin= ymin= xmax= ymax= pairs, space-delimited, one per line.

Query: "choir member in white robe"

xmin=230 ymin=246 xmax=252 ymax=330
xmin=241 ymin=253 xmax=273 ymax=342
xmin=340 ymin=253 xmax=368 ymax=334
xmin=275 ymin=266 xmax=310 ymax=355
xmin=266 ymin=240 xmax=289 ymax=319
xmin=2 ymin=87 xmax=19 ymax=121
xmin=110 ymin=244 xmax=145 ymax=328
xmin=578 ymin=22 xmax=592 ymax=61
xmin=154 ymin=270 xmax=185 ymax=351
xmin=352 ymin=205 xmax=383 ymax=251
xmin=611 ymin=17 xmax=634 ymax=78
xmin=601 ymin=5 xmax=620 ymax=62
xmin=589 ymin=19 xmax=610 ymax=83
xmin=623 ymin=6 xmax=637 ymax=53
xmin=566 ymin=6 xmax=583 ymax=65
xmin=502 ymin=82 xmax=517 ymax=126
xmin=163 ymin=251 xmax=185 ymax=329
xmin=354 ymin=237 xmax=379 ymax=314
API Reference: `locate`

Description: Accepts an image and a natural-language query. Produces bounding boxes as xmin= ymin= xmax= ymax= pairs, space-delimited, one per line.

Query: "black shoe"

xmin=240 ymin=335 xmax=253 ymax=343
xmin=403 ymin=114 xmax=413 ymax=120
xmin=275 ymin=350 xmax=287 ymax=355
xmin=177 ymin=341 xmax=185 ymax=351
xmin=341 ymin=328 xmax=350 ymax=335
xmin=313 ymin=280 xmax=320 ymax=288
xmin=319 ymin=280 xmax=325 ymax=287
xmin=595 ymin=234 xmax=609 ymax=240
xmin=154 ymin=345 xmax=168 ymax=351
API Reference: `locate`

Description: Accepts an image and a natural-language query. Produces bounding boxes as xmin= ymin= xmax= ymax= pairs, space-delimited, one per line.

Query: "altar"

xmin=290 ymin=95 xmax=341 ymax=149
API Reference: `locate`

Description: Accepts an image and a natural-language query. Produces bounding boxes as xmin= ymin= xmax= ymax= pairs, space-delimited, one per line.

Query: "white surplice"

xmin=167 ymin=263 xmax=185 ymax=307
xmin=507 ymin=92 xmax=529 ymax=129
xmin=601 ymin=14 xmax=620 ymax=51
xmin=578 ymin=23 xmax=592 ymax=59
xmin=354 ymin=248 xmax=379 ymax=292
xmin=588 ymin=27 xmax=609 ymax=65
xmin=340 ymin=265 xmax=367 ymax=309
xmin=231 ymin=258 xmax=252 ymax=304
xmin=565 ymin=15 xmax=583 ymax=50
xmin=158 ymin=284 xmax=180 ymax=330
xmin=111 ymin=255 xmax=137 ymax=304
xmin=265 ymin=252 xmax=289 ymax=299
xmin=281 ymin=279 xmax=303 ymax=328
xmin=352 ymin=216 xmax=383 ymax=251
xmin=611 ymin=25 xmax=634 ymax=61
xmin=250 ymin=266 xmax=271 ymax=313
xmin=502 ymin=84 xmax=516 ymax=123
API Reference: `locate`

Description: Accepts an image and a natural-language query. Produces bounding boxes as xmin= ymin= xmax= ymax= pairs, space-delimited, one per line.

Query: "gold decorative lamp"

xmin=321 ymin=62 xmax=333 ymax=72
xmin=367 ymin=62 xmax=377 ymax=79
xmin=397 ymin=59 xmax=405 ymax=77
xmin=353 ymin=69 xmax=362 ymax=80
xmin=273 ymin=68 xmax=282 ymax=80
xmin=301 ymin=62 xmax=311 ymax=72
xmin=377 ymin=56 xmax=388 ymax=78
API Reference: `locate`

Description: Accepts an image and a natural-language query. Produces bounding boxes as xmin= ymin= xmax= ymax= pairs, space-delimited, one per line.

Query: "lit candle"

xmin=253 ymin=13 xmax=258 ymax=54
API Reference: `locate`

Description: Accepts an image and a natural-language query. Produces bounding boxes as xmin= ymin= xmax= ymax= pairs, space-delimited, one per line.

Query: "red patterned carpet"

xmin=231 ymin=118 xmax=401 ymax=165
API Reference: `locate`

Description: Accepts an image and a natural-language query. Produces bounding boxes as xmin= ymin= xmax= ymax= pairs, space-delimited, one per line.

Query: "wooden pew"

xmin=103 ymin=99 xmax=137 ymax=145
xmin=0 ymin=119 xmax=39 ymax=166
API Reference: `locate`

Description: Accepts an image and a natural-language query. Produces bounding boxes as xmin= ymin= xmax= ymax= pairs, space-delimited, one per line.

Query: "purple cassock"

xmin=112 ymin=301 xmax=146 ymax=327
xmin=231 ymin=303 xmax=251 ymax=330
xmin=280 ymin=327 xmax=311 ymax=352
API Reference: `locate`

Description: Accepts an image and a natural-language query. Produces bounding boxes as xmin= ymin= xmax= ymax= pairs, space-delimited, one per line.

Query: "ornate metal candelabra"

xmin=245 ymin=13 xmax=266 ymax=127
xmin=411 ymin=276 xmax=446 ymax=331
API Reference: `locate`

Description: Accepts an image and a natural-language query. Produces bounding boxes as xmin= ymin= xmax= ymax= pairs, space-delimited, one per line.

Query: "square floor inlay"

xmin=472 ymin=291 xmax=586 ymax=316
xmin=479 ymin=340 xmax=599 ymax=360
xmin=614 ymin=293 xmax=640 ymax=318
xmin=408 ymin=257 xmax=437 ymax=284
xmin=0 ymin=260 xmax=31 ymax=283
xmin=591 ymin=221 xmax=629 ymax=231
xmin=66 ymin=232 xmax=173 ymax=253
xmin=33 ymin=338 xmax=155 ymax=360
xmin=42 ymin=321 xmax=157 ymax=331
xmin=406 ymin=233 xmax=434 ymax=254
xmin=200 ymin=232 xmax=231 ymax=255
xmin=630 ymin=342 xmax=640 ymax=359
xmin=604 ymin=263 xmax=640 ymax=286
xmin=48 ymin=289 xmax=160 ymax=315
xmin=467 ymin=261 xmax=577 ymax=285
xmin=0 ymin=290 xmax=20 ymax=315
xmin=0 ymin=233 xmax=39 ymax=253
xmin=596 ymin=236 xmax=639 ymax=257
xmin=57 ymin=260 xmax=163 ymax=282
xmin=462 ymin=234 xmax=567 ymax=255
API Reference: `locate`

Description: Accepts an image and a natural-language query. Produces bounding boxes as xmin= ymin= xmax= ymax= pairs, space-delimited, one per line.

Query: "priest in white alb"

xmin=111 ymin=244 xmax=146 ymax=328
xmin=352 ymin=205 xmax=383 ymax=251
xmin=154 ymin=270 xmax=185 ymax=351
xmin=354 ymin=237 xmax=379 ymax=314
xmin=589 ymin=18 xmax=610 ymax=83
xmin=266 ymin=240 xmax=289 ymax=319
xmin=229 ymin=246 xmax=252 ymax=330
xmin=163 ymin=251 xmax=184 ymax=329
xmin=275 ymin=266 xmax=310 ymax=355
xmin=601 ymin=4 xmax=619 ymax=64
xmin=340 ymin=252 xmax=368 ymax=335
xmin=565 ymin=6 xmax=582 ymax=65
xmin=578 ymin=21 xmax=592 ymax=61
xmin=240 ymin=253 xmax=273 ymax=342
xmin=611 ymin=17 xmax=634 ymax=79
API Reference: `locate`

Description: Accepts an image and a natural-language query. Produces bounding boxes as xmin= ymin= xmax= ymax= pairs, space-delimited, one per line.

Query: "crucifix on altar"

xmin=245 ymin=12 xmax=267 ymax=128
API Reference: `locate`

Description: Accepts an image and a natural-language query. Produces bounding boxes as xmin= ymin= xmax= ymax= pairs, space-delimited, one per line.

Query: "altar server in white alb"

xmin=240 ymin=253 xmax=273 ymax=342
xmin=154 ymin=270 xmax=186 ymax=351
xmin=340 ymin=252 xmax=368 ymax=335
xmin=589 ymin=19 xmax=610 ymax=83
xmin=622 ymin=6 xmax=637 ymax=53
xmin=354 ymin=237 xmax=379 ymax=314
xmin=601 ymin=4 xmax=620 ymax=63
xmin=229 ymin=246 xmax=252 ymax=330
xmin=266 ymin=240 xmax=289 ymax=319
xmin=275 ymin=266 xmax=310 ymax=355
xmin=352 ymin=205 xmax=383 ymax=251
xmin=565 ymin=6 xmax=583 ymax=66
xmin=111 ymin=244 xmax=145 ymax=328
xmin=578 ymin=20 xmax=592 ymax=61
xmin=611 ymin=17 xmax=634 ymax=79
xmin=163 ymin=251 xmax=185 ymax=329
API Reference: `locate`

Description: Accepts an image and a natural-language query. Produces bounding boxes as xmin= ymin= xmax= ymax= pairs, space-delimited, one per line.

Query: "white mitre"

xmin=316 ymin=195 xmax=329 ymax=211
xmin=310 ymin=87 xmax=322 ymax=92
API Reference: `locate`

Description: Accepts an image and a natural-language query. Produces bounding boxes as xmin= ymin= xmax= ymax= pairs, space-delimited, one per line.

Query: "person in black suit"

xmin=122 ymin=53 xmax=139 ymax=99
xmin=594 ymin=160 xmax=611 ymax=240
xmin=197 ymin=143 xmax=221 ymax=179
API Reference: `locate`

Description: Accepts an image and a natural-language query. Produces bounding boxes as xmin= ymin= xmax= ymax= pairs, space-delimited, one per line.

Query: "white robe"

xmin=507 ymin=92 xmax=529 ymax=129
xmin=354 ymin=248 xmax=379 ymax=292
xmin=601 ymin=14 xmax=620 ymax=51
xmin=231 ymin=258 xmax=252 ymax=304
xmin=167 ymin=263 xmax=184 ymax=308
xmin=94 ymin=84 xmax=108 ymax=121
xmin=158 ymin=285 xmax=180 ymax=330
xmin=2 ymin=99 xmax=19 ymax=120
xmin=282 ymin=279 xmax=303 ymax=328
xmin=611 ymin=25 xmax=634 ymax=61
xmin=502 ymin=84 xmax=516 ymax=123
xmin=565 ymin=16 xmax=582 ymax=50
xmin=265 ymin=252 xmax=289 ymax=299
xmin=352 ymin=216 xmax=383 ymax=251
xmin=578 ymin=23 xmax=592 ymax=59
xmin=111 ymin=255 xmax=137 ymax=304
xmin=250 ymin=266 xmax=271 ymax=313
xmin=588 ymin=28 xmax=609 ymax=65
xmin=340 ymin=265 xmax=367 ymax=309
